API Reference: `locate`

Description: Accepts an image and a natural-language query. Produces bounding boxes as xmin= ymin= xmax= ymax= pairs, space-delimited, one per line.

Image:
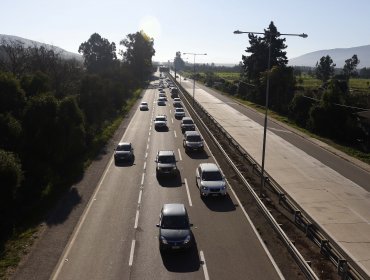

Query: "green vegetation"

xmin=0 ymin=31 xmax=154 ymax=277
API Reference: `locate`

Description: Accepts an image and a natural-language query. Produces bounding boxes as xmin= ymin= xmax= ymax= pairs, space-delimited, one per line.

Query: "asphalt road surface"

xmin=44 ymin=76 xmax=283 ymax=280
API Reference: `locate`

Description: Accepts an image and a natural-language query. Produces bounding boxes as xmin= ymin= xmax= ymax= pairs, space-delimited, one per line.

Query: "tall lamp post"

xmin=233 ymin=29 xmax=307 ymax=196
xmin=183 ymin=52 xmax=207 ymax=105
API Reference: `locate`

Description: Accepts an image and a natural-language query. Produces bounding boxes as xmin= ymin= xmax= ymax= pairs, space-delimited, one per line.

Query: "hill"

xmin=289 ymin=45 xmax=370 ymax=68
xmin=0 ymin=34 xmax=82 ymax=61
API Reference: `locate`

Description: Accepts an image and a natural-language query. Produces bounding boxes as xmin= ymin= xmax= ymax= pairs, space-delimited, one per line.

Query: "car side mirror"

xmin=190 ymin=223 xmax=194 ymax=227
xmin=156 ymin=224 xmax=160 ymax=228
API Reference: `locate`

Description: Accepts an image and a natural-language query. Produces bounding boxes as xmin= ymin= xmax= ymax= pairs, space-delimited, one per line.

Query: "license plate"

xmin=172 ymin=246 xmax=180 ymax=249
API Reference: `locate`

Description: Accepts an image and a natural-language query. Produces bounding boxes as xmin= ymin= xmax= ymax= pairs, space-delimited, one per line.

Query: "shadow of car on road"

xmin=185 ymin=150 xmax=209 ymax=160
xmin=200 ymin=194 xmax=236 ymax=212
xmin=160 ymin=237 xmax=200 ymax=273
xmin=157 ymin=173 xmax=183 ymax=188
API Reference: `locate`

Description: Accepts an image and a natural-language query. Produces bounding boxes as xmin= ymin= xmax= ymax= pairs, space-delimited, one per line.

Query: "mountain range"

xmin=289 ymin=45 xmax=370 ymax=68
xmin=0 ymin=34 xmax=82 ymax=61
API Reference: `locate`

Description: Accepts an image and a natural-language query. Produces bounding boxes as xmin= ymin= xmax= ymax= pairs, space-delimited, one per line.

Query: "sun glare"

xmin=139 ymin=16 xmax=161 ymax=40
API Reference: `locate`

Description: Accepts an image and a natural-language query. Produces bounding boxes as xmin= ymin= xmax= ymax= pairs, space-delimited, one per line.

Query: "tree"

xmin=241 ymin=21 xmax=288 ymax=83
xmin=343 ymin=54 xmax=360 ymax=79
xmin=0 ymin=149 xmax=23 ymax=237
xmin=174 ymin=51 xmax=185 ymax=75
xmin=78 ymin=33 xmax=117 ymax=74
xmin=0 ymin=72 xmax=26 ymax=118
xmin=0 ymin=38 xmax=29 ymax=76
xmin=120 ymin=31 xmax=155 ymax=81
xmin=315 ymin=55 xmax=336 ymax=83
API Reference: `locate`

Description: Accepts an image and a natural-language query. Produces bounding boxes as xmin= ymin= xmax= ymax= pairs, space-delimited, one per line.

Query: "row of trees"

xmin=315 ymin=54 xmax=360 ymax=82
xmin=0 ymin=31 xmax=155 ymax=241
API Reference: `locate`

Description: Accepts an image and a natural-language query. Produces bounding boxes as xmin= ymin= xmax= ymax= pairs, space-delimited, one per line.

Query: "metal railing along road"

xmin=168 ymin=73 xmax=367 ymax=280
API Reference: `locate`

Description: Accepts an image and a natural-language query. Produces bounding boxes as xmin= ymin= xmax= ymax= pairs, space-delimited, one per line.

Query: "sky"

xmin=2 ymin=0 xmax=370 ymax=65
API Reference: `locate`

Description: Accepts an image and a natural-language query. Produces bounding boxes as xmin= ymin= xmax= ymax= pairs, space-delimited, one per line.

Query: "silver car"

xmin=196 ymin=163 xmax=227 ymax=197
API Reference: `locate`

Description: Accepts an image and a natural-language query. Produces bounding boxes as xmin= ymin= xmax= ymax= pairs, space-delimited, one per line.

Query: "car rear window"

xmin=156 ymin=117 xmax=166 ymax=121
xmin=183 ymin=119 xmax=194 ymax=124
xmin=161 ymin=215 xmax=188 ymax=229
xmin=187 ymin=135 xmax=201 ymax=142
xmin=117 ymin=144 xmax=131 ymax=151
xmin=202 ymin=171 xmax=222 ymax=181
xmin=158 ymin=155 xmax=175 ymax=163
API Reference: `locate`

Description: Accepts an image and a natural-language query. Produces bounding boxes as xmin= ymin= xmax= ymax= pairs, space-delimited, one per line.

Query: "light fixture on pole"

xmin=233 ymin=29 xmax=307 ymax=196
xmin=183 ymin=52 xmax=207 ymax=106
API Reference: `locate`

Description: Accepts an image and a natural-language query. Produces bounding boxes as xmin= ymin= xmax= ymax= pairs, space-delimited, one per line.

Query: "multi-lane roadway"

xmin=44 ymin=75 xmax=283 ymax=280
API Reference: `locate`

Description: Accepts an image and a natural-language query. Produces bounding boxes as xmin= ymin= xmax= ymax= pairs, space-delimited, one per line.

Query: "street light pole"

xmin=233 ymin=29 xmax=307 ymax=196
xmin=183 ymin=52 xmax=207 ymax=106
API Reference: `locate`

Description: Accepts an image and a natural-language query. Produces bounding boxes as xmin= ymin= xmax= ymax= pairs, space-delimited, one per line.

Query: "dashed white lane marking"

xmin=149 ymin=131 xmax=151 ymax=137
xmin=171 ymin=118 xmax=174 ymax=124
xmin=178 ymin=148 xmax=182 ymax=161
xmin=138 ymin=189 xmax=143 ymax=204
xmin=143 ymin=161 xmax=146 ymax=170
xmin=134 ymin=210 xmax=140 ymax=229
xmin=146 ymin=143 xmax=149 ymax=150
xmin=200 ymin=251 xmax=209 ymax=280
xmin=129 ymin=240 xmax=136 ymax=266
xmin=141 ymin=173 xmax=145 ymax=186
xmin=145 ymin=152 xmax=148 ymax=159
xmin=184 ymin=178 xmax=193 ymax=207
xmin=174 ymin=130 xmax=177 ymax=138
xmin=170 ymin=109 xmax=172 ymax=114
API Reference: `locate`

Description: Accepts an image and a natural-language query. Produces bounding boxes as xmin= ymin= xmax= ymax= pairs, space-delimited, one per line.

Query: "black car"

xmin=157 ymin=203 xmax=193 ymax=251
xmin=114 ymin=142 xmax=134 ymax=164
xmin=181 ymin=117 xmax=196 ymax=133
xmin=155 ymin=150 xmax=178 ymax=177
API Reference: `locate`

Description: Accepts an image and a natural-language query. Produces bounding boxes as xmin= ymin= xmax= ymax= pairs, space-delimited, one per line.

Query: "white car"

xmin=139 ymin=102 xmax=149 ymax=111
xmin=196 ymin=163 xmax=227 ymax=197
xmin=174 ymin=107 xmax=185 ymax=119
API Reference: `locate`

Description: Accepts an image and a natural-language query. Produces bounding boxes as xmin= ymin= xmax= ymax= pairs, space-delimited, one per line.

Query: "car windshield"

xmin=187 ymin=135 xmax=201 ymax=142
xmin=161 ymin=215 xmax=189 ymax=229
xmin=117 ymin=144 xmax=131 ymax=151
xmin=183 ymin=119 xmax=194 ymax=124
xmin=202 ymin=171 xmax=222 ymax=181
xmin=176 ymin=108 xmax=184 ymax=112
xmin=141 ymin=102 xmax=148 ymax=105
xmin=156 ymin=117 xmax=166 ymax=121
xmin=158 ymin=155 xmax=175 ymax=163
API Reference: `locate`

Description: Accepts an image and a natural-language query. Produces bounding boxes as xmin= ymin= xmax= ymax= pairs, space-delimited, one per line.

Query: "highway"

xmin=47 ymin=75 xmax=283 ymax=280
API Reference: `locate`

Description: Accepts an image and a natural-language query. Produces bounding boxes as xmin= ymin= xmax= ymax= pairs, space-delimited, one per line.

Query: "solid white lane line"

xmin=138 ymin=190 xmax=143 ymax=204
xmin=178 ymin=148 xmax=182 ymax=161
xmin=129 ymin=240 xmax=136 ymax=266
xmin=174 ymin=130 xmax=177 ymax=138
xmin=143 ymin=161 xmax=146 ymax=170
xmin=184 ymin=178 xmax=193 ymax=207
xmin=134 ymin=210 xmax=140 ymax=229
xmin=200 ymin=251 xmax=210 ymax=280
xmin=141 ymin=173 xmax=145 ymax=186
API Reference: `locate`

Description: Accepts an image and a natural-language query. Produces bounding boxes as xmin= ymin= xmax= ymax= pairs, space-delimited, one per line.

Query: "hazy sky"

xmin=2 ymin=0 xmax=370 ymax=64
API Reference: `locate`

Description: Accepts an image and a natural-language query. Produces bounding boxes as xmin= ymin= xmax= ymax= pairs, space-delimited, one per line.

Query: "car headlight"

xmin=172 ymin=166 xmax=177 ymax=170
xmin=183 ymin=235 xmax=191 ymax=244
xmin=201 ymin=186 xmax=208 ymax=190
xmin=160 ymin=236 xmax=168 ymax=244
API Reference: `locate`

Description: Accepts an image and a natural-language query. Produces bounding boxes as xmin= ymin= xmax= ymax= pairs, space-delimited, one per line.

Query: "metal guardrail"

xmin=168 ymin=73 xmax=368 ymax=280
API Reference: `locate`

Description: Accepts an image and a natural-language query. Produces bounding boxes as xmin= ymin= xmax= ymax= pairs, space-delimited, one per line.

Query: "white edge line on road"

xmin=50 ymin=89 xmax=143 ymax=279
xmin=141 ymin=173 xmax=145 ymax=186
xmin=134 ymin=210 xmax=140 ymax=229
xmin=200 ymin=250 xmax=209 ymax=280
xmin=201 ymin=131 xmax=284 ymax=279
xmin=129 ymin=240 xmax=136 ymax=266
xmin=174 ymin=130 xmax=177 ymax=138
xmin=178 ymin=148 xmax=182 ymax=161
xmin=226 ymin=180 xmax=284 ymax=279
xmin=138 ymin=189 xmax=143 ymax=204
xmin=184 ymin=178 xmax=192 ymax=207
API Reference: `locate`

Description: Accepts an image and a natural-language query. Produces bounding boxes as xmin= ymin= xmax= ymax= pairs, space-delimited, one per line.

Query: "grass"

xmin=0 ymin=228 xmax=39 ymax=279
xmin=215 ymin=72 xmax=240 ymax=82
xmin=231 ymin=96 xmax=370 ymax=165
